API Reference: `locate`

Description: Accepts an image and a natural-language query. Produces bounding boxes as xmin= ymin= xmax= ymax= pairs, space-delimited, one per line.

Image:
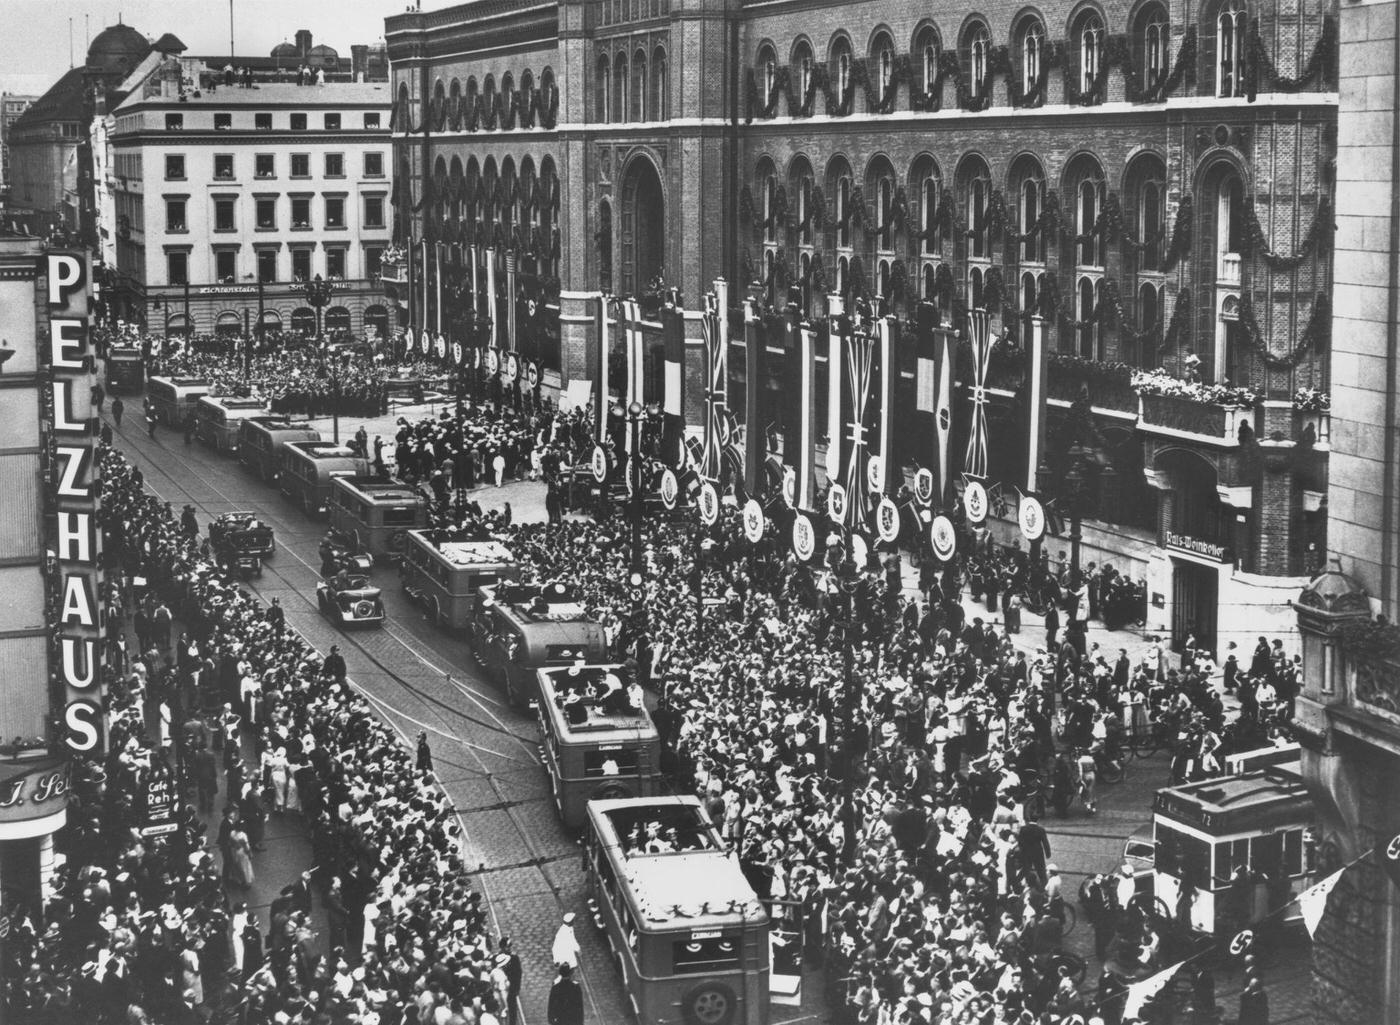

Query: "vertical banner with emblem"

xmin=700 ymin=286 xmax=726 ymax=484
xmin=839 ymin=323 xmax=876 ymax=531
xmin=485 ymin=248 xmax=498 ymax=351
xmin=784 ymin=319 xmax=818 ymax=511
xmin=963 ymin=307 xmax=993 ymax=481
xmin=420 ymin=239 xmax=430 ymax=340
xmin=872 ymin=315 xmax=894 ymax=496
xmin=661 ymin=303 xmax=685 ymax=469
xmin=596 ymin=295 xmax=612 ymax=444
xmin=405 ymin=235 xmax=417 ymax=334
xmin=825 ymin=294 xmax=844 ymax=480
xmin=435 ymin=242 xmax=444 ymax=336
xmin=744 ymin=300 xmax=768 ymax=498
xmin=1025 ymin=314 xmax=1048 ymax=494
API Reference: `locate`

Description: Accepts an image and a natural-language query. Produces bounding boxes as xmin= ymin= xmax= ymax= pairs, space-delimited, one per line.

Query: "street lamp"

xmin=242 ymin=272 xmax=265 ymax=377
xmin=303 ymin=273 xmax=333 ymax=346
xmin=318 ymin=352 xmax=346 ymax=444
xmin=615 ymin=400 xmax=649 ymax=680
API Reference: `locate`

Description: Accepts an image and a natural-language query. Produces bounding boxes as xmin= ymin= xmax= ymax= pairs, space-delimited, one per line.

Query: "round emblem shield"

xmin=506 ymin=353 xmax=520 ymax=383
xmin=743 ymin=499 xmax=764 ymax=543
xmin=792 ymin=514 xmax=815 ymax=561
xmin=699 ymin=482 xmax=719 ymax=526
xmin=452 ymin=341 xmax=464 ymax=365
xmin=930 ymin=515 xmax=956 ymax=561
xmin=487 ymin=348 xmax=500 ymax=375
xmin=850 ymin=533 xmax=869 ymax=569
xmin=420 ymin=330 xmax=431 ymax=355
xmin=867 ymin=455 xmax=884 ymax=495
xmin=1229 ymin=930 xmax=1254 ymax=957
xmin=591 ymin=445 xmax=609 ymax=483
xmin=660 ymin=469 xmax=679 ymax=509
xmin=914 ymin=468 xmax=935 ymax=505
xmin=876 ymin=497 xmax=900 ymax=543
xmin=435 ymin=334 xmax=447 ymax=359
xmin=782 ymin=467 xmax=797 ymax=508
xmin=1019 ymin=495 xmax=1046 ymax=543
xmin=964 ymin=480 xmax=989 ymax=524
xmin=827 ymin=484 xmax=848 ymax=523
xmin=527 ymin=361 xmax=540 ymax=389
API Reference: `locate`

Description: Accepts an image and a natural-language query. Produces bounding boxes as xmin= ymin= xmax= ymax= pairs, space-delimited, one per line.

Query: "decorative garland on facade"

xmin=1246 ymin=15 xmax=1338 ymax=98
xmin=1240 ymin=196 xmax=1333 ymax=270
xmin=1237 ymin=291 xmax=1332 ymax=369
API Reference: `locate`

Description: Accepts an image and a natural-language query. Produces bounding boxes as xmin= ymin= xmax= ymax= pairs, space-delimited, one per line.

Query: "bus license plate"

xmin=690 ymin=930 xmax=721 ymax=940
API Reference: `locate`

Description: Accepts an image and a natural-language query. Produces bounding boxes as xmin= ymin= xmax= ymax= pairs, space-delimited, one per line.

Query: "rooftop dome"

xmin=308 ymin=43 xmax=339 ymax=58
xmin=271 ymin=41 xmax=299 ymax=58
xmin=1297 ymin=558 xmax=1371 ymax=616
xmin=87 ymin=23 xmax=149 ymax=69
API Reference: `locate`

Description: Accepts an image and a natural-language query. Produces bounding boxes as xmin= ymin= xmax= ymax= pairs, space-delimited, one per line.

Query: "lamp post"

xmin=616 ymin=400 xmax=648 ymax=680
xmin=318 ymin=353 xmax=345 ymax=444
xmin=303 ymin=273 xmax=333 ymax=346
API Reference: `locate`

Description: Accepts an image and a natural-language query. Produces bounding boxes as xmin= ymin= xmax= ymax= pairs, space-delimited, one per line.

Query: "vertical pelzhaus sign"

xmin=42 ymin=251 xmax=105 ymax=755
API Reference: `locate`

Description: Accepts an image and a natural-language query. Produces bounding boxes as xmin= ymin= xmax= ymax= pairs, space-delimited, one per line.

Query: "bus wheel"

xmin=682 ymin=982 xmax=736 ymax=1025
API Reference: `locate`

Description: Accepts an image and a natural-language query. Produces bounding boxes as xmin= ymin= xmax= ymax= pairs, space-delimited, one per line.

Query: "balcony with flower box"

xmin=1133 ymin=370 xmax=1258 ymax=448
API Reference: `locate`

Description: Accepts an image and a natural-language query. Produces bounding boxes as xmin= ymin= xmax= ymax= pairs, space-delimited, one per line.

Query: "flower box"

xmin=1138 ymin=393 xmax=1255 ymax=447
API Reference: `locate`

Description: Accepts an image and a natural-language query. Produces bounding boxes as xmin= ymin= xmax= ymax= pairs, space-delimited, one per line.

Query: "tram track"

xmin=109 ymin=417 xmax=622 ymax=1024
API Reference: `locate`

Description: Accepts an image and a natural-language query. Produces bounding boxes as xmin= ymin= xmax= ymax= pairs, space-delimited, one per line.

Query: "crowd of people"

xmin=6 ymin=446 xmax=516 ymax=1024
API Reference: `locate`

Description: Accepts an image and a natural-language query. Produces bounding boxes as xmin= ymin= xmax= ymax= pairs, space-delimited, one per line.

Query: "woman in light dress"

xmin=228 ymin=823 xmax=255 ymax=888
xmin=264 ymin=747 xmax=290 ymax=811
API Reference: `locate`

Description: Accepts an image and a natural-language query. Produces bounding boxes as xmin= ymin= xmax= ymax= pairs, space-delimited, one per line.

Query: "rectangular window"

xmin=215 ymin=250 xmax=237 ymax=282
xmin=324 ymin=113 xmax=341 ymax=130
xmin=364 ymin=246 xmax=383 ymax=279
xmin=165 ymin=113 xmax=183 ymax=131
xmin=167 ymin=251 xmax=188 ymax=285
xmin=363 ymin=112 xmax=381 ymax=129
xmin=214 ymin=112 xmax=232 ymax=131
xmin=325 ymin=153 xmax=345 ymax=178
xmin=364 ymin=152 xmax=384 ymax=178
xmin=672 ymin=937 xmax=741 ymax=975
xmin=291 ymin=197 xmax=311 ymax=228
xmin=255 ymin=153 xmax=275 ymax=179
xmin=213 ymin=154 xmax=234 ymax=180
xmin=166 ymin=199 xmax=187 ymax=232
xmin=214 ymin=198 xmax=236 ymax=231
xmin=290 ymin=153 xmax=310 ymax=178
xmin=325 ymin=197 xmax=345 ymax=229
xmin=290 ymin=112 xmax=307 ymax=131
xmin=257 ymin=250 xmax=277 ymax=283
xmin=255 ymin=197 xmax=276 ymax=230
xmin=364 ymin=196 xmax=385 ymax=229
xmin=254 ymin=112 xmax=272 ymax=131
xmin=165 ymin=154 xmax=185 ymax=180
xmin=326 ymin=247 xmax=347 ymax=278
xmin=292 ymin=249 xmax=312 ymax=281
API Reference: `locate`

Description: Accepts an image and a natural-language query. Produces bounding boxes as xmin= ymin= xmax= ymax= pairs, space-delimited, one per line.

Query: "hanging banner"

xmin=963 ymin=307 xmax=992 ymax=479
xmin=792 ymin=513 xmax=815 ymax=561
xmin=850 ymin=533 xmax=869 ymax=570
xmin=698 ymin=482 xmax=720 ymax=525
xmin=700 ymin=287 xmax=727 ymax=483
xmin=742 ymin=499 xmax=765 ymax=543
xmin=930 ymin=515 xmax=956 ymax=561
xmin=1297 ymin=867 xmax=1346 ymax=938
xmin=452 ymin=341 xmax=464 ymax=365
xmin=591 ymin=445 xmax=609 ymax=484
xmin=964 ymin=480 xmax=989 ymax=524
xmin=827 ymin=483 xmax=848 ymax=524
xmin=527 ymin=361 xmax=540 ymax=390
xmin=506 ymin=352 xmax=520 ymax=384
xmin=876 ymin=497 xmax=900 ymax=543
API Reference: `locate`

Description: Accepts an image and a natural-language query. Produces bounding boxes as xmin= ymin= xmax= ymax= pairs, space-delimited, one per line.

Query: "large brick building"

xmin=386 ymin=0 xmax=1339 ymax=655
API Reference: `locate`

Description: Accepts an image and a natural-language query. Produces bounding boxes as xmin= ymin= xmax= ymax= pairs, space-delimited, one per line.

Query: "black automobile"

xmin=316 ymin=571 xmax=386 ymax=626
xmin=209 ymin=511 xmax=276 ymax=558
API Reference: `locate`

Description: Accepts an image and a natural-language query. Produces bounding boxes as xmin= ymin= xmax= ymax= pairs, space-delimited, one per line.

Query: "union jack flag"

xmin=699 ymin=289 xmax=727 ymax=483
xmin=963 ymin=307 xmax=993 ymax=480
xmin=841 ymin=329 xmax=877 ymax=530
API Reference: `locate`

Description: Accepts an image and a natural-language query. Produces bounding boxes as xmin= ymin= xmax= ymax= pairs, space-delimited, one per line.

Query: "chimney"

xmin=351 ymin=45 xmax=368 ymax=83
xmin=295 ymin=29 xmax=312 ymax=58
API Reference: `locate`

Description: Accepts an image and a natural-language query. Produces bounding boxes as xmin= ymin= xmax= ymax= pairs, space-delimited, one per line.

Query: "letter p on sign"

xmin=46 ymin=253 xmax=85 ymax=306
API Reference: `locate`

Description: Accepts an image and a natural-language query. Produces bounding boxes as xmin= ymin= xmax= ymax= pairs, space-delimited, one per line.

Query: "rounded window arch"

xmin=501 ymin=72 xmax=516 ymax=125
xmin=519 ymin=70 xmax=534 ymax=119
xmin=960 ymin=19 xmax=992 ymax=101
xmin=912 ymin=24 xmax=942 ymax=98
xmin=448 ymin=155 xmax=465 ymax=224
xmin=613 ymin=52 xmax=628 ymax=122
xmin=651 ymin=47 xmax=668 ymax=120
xmin=908 ymin=154 xmax=943 ymax=260
xmin=396 ymin=80 xmax=411 ymax=130
xmin=595 ymin=54 xmax=610 ymax=123
xmin=482 ymin=157 xmax=499 ymax=224
xmin=1013 ymin=12 xmax=1047 ymax=103
xmin=499 ymin=157 xmax=517 ymax=234
xmin=482 ymin=74 xmax=498 ymax=128
xmin=1070 ymin=5 xmax=1107 ymax=98
xmin=1208 ymin=0 xmax=1248 ymax=98
xmin=1008 ymin=154 xmax=1047 ymax=265
xmin=787 ymin=155 xmax=816 ymax=259
xmin=1063 ymin=152 xmax=1108 ymax=358
xmin=598 ymin=197 xmax=613 ymax=292
xmin=757 ymin=42 xmax=779 ymax=104
xmin=827 ymin=34 xmax=854 ymax=111
xmin=790 ymin=39 xmax=815 ymax=110
xmin=465 ymin=76 xmax=479 ymax=129
xmin=620 ymin=155 xmax=665 ymax=297
xmin=868 ymin=30 xmax=896 ymax=109
xmin=632 ymin=49 xmax=648 ymax=121
xmin=755 ymin=156 xmax=779 ymax=246
xmin=825 ymin=154 xmax=855 ymax=257
xmin=955 ymin=153 xmax=993 ymax=266
xmin=865 ymin=155 xmax=897 ymax=254
xmin=432 ymin=78 xmax=447 ymax=131
xmin=448 ymin=78 xmax=462 ymax=129
xmin=465 ymin=156 xmax=481 ymax=227
xmin=1132 ymin=2 xmax=1170 ymax=93
xmin=1122 ymin=151 xmax=1167 ymax=273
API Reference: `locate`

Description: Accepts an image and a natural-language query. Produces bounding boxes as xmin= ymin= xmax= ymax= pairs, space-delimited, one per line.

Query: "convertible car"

xmin=209 ymin=511 xmax=275 ymax=557
xmin=316 ymin=571 xmax=386 ymax=626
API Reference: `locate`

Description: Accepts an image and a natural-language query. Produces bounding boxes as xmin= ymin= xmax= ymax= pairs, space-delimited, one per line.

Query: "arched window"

xmin=466 ymin=76 xmax=479 ymax=128
xmin=1078 ymin=177 xmax=1104 ymax=267
xmin=871 ymin=32 xmax=895 ymax=107
xmin=1010 ymin=156 xmax=1046 ymax=265
xmin=1133 ymin=3 xmax=1170 ymax=92
xmin=1216 ymin=0 xmax=1247 ymax=98
xmin=965 ymin=167 xmax=990 ymax=259
xmin=957 ymin=155 xmax=992 ymax=310
xmin=448 ymin=78 xmax=462 ymax=129
xmin=1019 ymin=18 xmax=1045 ymax=98
xmin=1075 ymin=10 xmax=1106 ymax=95
xmin=1134 ymin=281 xmax=1160 ymax=367
xmin=913 ymin=158 xmax=942 ymax=256
xmin=500 ymin=73 xmax=515 ymax=125
xmin=482 ymin=75 xmax=497 ymax=128
xmin=830 ymin=38 xmax=853 ymax=109
xmin=965 ymin=23 xmax=991 ymax=99
xmin=632 ymin=50 xmax=647 ymax=121
xmin=1077 ymin=276 xmax=1102 ymax=359
xmin=1124 ymin=155 xmax=1167 ymax=273
xmin=836 ymin=255 xmax=849 ymax=296
xmin=792 ymin=41 xmax=814 ymax=107
xmin=758 ymin=44 xmax=777 ymax=102
xmin=651 ymin=47 xmax=668 ymax=120
xmin=595 ymin=54 xmax=610 ymax=123
xmin=922 ymin=263 xmax=936 ymax=302
xmin=613 ymin=54 xmax=628 ymax=122
xmin=866 ymin=159 xmax=895 ymax=252
xmin=762 ymin=166 xmax=778 ymax=245
xmin=827 ymin=156 xmax=854 ymax=258
xmin=799 ymin=251 xmax=812 ymax=313
xmin=598 ymin=198 xmax=613 ymax=292
xmin=914 ymin=27 xmax=940 ymax=96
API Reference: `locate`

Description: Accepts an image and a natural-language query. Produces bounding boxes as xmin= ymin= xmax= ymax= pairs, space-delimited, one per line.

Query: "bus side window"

xmin=1281 ymin=828 xmax=1303 ymax=877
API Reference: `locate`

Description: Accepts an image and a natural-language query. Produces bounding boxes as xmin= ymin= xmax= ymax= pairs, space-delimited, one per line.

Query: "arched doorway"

xmin=364 ymin=304 xmax=389 ymax=339
xmin=1156 ymin=448 xmax=1229 ymax=655
xmin=620 ymin=156 xmax=664 ymax=297
xmin=325 ymin=306 xmax=352 ymax=334
xmin=258 ymin=310 xmax=283 ymax=331
xmin=291 ymin=307 xmax=316 ymax=335
xmin=166 ymin=313 xmax=193 ymax=338
xmin=215 ymin=311 xmax=242 ymax=337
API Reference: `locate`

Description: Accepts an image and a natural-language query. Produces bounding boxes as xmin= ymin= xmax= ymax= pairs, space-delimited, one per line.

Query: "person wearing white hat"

xmin=551 ymin=912 xmax=580 ymax=970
